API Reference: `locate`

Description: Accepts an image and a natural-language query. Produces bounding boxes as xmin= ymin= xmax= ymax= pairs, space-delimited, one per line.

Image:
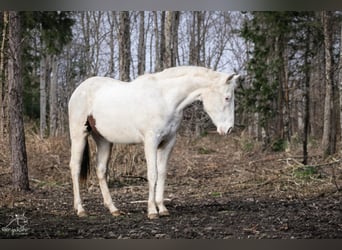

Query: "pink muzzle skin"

xmin=217 ymin=126 xmax=233 ymax=135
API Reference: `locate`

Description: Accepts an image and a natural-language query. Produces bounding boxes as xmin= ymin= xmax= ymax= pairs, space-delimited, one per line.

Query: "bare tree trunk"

xmin=310 ymin=49 xmax=325 ymax=138
xmin=91 ymin=12 xmax=103 ymax=75
xmin=322 ymin=11 xmax=336 ymax=157
xmin=163 ymin=11 xmax=172 ymax=69
xmin=189 ymin=12 xmax=197 ymax=65
xmin=196 ymin=11 xmax=204 ymax=66
xmin=80 ymin=12 xmax=92 ymax=77
xmin=118 ymin=11 xmax=131 ymax=81
xmin=137 ymin=11 xmax=146 ymax=75
xmin=189 ymin=11 xmax=204 ymax=66
xmin=162 ymin=11 xmax=180 ymax=68
xmin=281 ymin=38 xmax=291 ymax=144
xmin=107 ymin=11 xmax=116 ymax=77
xmin=0 ymin=12 xmax=8 ymax=137
xmin=172 ymin=12 xmax=180 ymax=66
xmin=159 ymin=11 xmax=166 ymax=71
xmin=39 ymin=56 xmax=46 ymax=137
xmin=49 ymin=55 xmax=58 ymax=136
xmin=153 ymin=11 xmax=161 ymax=72
xmin=274 ymin=35 xmax=285 ymax=141
xmin=339 ymin=20 xmax=342 ymax=140
xmin=188 ymin=11 xmax=207 ymax=136
xmin=303 ymin=28 xmax=311 ymax=165
xmin=147 ymin=12 xmax=154 ymax=72
xmin=8 ymin=11 xmax=29 ymax=191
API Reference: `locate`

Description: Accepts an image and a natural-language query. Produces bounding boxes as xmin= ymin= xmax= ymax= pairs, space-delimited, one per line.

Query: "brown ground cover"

xmin=0 ymin=131 xmax=341 ymax=238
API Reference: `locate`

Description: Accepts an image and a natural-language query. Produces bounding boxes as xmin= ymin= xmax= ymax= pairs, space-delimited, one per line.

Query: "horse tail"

xmin=80 ymin=115 xmax=99 ymax=182
xmin=80 ymin=136 xmax=90 ymax=183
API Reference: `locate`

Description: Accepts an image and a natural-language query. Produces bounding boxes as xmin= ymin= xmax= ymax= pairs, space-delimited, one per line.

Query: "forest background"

xmin=0 ymin=11 xmax=341 ymax=190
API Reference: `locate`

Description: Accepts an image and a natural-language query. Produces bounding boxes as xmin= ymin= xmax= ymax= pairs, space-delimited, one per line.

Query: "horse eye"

xmin=225 ymin=97 xmax=230 ymax=102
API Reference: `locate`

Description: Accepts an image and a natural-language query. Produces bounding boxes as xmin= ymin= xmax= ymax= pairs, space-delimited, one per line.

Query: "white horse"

xmin=68 ymin=66 xmax=239 ymax=219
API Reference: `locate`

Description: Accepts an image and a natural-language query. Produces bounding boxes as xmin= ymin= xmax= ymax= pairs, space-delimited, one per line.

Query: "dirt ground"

xmin=0 ymin=131 xmax=342 ymax=239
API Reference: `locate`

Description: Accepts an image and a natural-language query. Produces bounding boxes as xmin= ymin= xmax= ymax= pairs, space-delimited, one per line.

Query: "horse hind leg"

xmin=69 ymin=132 xmax=89 ymax=217
xmin=94 ymin=137 xmax=121 ymax=216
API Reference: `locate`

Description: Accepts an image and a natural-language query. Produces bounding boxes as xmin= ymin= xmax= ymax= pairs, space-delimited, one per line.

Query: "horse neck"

xmin=162 ymin=75 xmax=211 ymax=112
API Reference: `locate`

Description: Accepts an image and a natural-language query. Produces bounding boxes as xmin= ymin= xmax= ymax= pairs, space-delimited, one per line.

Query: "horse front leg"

xmin=156 ymin=136 xmax=176 ymax=217
xmin=144 ymin=136 xmax=159 ymax=219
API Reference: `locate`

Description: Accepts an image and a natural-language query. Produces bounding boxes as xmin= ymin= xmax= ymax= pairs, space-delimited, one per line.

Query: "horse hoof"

xmin=148 ymin=213 xmax=159 ymax=220
xmin=111 ymin=210 xmax=124 ymax=217
xmin=159 ymin=210 xmax=170 ymax=217
xmin=77 ymin=211 xmax=87 ymax=217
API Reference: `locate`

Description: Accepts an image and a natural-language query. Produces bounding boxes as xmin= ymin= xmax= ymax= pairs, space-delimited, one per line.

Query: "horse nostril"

xmin=227 ymin=127 xmax=233 ymax=134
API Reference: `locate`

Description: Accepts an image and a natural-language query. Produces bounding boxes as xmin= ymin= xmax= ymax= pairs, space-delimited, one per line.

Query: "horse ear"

xmin=226 ymin=73 xmax=235 ymax=82
xmin=226 ymin=74 xmax=240 ymax=88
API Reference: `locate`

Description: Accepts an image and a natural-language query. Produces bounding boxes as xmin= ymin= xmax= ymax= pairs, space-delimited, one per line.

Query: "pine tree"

xmin=20 ymin=11 xmax=74 ymax=137
xmin=241 ymin=12 xmax=291 ymax=144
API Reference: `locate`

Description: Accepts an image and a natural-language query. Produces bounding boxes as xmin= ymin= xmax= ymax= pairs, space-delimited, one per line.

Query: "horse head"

xmin=202 ymin=73 xmax=239 ymax=135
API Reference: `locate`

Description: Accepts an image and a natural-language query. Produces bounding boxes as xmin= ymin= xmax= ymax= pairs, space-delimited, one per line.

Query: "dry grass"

xmin=166 ymin=132 xmax=342 ymax=202
xmin=1 ymin=128 xmax=342 ymax=239
xmin=1 ymin=127 xmax=342 ymax=201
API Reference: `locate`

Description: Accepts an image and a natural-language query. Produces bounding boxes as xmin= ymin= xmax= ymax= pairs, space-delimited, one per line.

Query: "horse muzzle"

xmin=217 ymin=126 xmax=233 ymax=136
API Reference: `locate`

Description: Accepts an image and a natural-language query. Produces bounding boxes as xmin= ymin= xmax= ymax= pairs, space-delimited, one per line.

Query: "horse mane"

xmin=135 ymin=66 xmax=222 ymax=82
xmin=156 ymin=66 xmax=216 ymax=79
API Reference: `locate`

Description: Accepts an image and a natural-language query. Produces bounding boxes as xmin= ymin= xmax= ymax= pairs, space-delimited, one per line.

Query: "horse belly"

xmin=95 ymin=117 xmax=143 ymax=144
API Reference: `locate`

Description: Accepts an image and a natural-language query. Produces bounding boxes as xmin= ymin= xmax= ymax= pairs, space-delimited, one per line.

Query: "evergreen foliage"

xmin=240 ymin=12 xmax=323 ymax=148
xmin=20 ymin=12 xmax=74 ymax=119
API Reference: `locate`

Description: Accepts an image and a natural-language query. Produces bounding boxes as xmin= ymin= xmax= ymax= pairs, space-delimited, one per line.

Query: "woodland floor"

xmin=0 ymin=130 xmax=342 ymax=239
